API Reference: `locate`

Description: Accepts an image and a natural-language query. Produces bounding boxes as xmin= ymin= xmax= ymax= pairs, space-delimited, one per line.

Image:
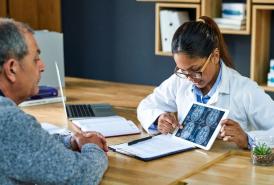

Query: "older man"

xmin=0 ymin=18 xmax=108 ymax=185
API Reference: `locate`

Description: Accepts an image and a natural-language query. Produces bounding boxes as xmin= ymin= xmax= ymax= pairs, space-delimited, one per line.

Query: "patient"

xmin=0 ymin=18 xmax=108 ymax=185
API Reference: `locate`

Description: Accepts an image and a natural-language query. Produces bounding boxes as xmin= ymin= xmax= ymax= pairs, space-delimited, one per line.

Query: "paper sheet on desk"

xmin=110 ymin=134 xmax=195 ymax=160
xmin=72 ymin=116 xmax=140 ymax=137
xmin=41 ymin=122 xmax=71 ymax=135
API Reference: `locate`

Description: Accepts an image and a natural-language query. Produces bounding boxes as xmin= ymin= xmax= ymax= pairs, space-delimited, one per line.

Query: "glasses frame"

xmin=174 ymin=53 xmax=213 ymax=80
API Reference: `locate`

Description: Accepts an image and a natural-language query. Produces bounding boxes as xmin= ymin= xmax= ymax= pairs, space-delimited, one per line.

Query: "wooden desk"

xmin=22 ymin=77 xmax=274 ymax=185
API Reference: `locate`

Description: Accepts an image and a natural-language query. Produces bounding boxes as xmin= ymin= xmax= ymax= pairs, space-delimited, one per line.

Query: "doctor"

xmin=137 ymin=16 xmax=274 ymax=149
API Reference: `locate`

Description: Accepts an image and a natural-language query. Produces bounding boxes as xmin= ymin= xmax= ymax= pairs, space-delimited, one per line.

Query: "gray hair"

xmin=0 ymin=18 xmax=34 ymax=70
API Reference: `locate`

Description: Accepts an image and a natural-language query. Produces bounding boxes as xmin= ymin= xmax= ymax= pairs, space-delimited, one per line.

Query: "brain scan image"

xmin=195 ymin=126 xmax=210 ymax=145
xmin=190 ymin=105 xmax=205 ymax=122
xmin=175 ymin=103 xmax=226 ymax=148
xmin=180 ymin=121 xmax=195 ymax=139
xmin=206 ymin=109 xmax=220 ymax=127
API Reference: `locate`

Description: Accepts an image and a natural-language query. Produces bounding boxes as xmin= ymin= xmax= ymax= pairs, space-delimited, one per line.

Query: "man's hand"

xmin=72 ymin=132 xmax=108 ymax=152
xmin=157 ymin=112 xmax=180 ymax=134
xmin=219 ymin=119 xmax=248 ymax=149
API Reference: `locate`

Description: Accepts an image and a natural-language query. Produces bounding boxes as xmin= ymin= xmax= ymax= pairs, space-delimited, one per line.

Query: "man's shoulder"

xmin=0 ymin=96 xmax=37 ymax=129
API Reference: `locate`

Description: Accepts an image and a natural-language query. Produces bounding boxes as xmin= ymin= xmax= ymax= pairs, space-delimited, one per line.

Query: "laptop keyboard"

xmin=66 ymin=104 xmax=95 ymax=118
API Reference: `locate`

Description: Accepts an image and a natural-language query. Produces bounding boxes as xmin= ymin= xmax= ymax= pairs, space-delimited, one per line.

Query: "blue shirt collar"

xmin=192 ymin=62 xmax=222 ymax=103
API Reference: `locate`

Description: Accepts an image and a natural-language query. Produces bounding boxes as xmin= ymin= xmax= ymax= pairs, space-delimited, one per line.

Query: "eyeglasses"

xmin=174 ymin=53 xmax=212 ymax=80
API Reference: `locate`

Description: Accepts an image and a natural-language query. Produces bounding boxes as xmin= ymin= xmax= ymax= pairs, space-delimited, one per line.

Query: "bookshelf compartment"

xmin=202 ymin=0 xmax=251 ymax=35
xmin=251 ymin=5 xmax=274 ymax=92
xmin=137 ymin=0 xmax=200 ymax=2
xmin=155 ymin=3 xmax=200 ymax=56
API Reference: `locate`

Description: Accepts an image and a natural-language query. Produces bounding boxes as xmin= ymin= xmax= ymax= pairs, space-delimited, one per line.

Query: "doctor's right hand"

xmin=157 ymin=112 xmax=180 ymax=134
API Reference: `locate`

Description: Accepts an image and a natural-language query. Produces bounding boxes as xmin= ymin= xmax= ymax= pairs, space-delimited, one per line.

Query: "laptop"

xmin=55 ymin=62 xmax=116 ymax=120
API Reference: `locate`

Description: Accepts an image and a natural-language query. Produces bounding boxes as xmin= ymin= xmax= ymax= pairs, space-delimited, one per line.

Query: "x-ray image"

xmin=175 ymin=103 xmax=225 ymax=147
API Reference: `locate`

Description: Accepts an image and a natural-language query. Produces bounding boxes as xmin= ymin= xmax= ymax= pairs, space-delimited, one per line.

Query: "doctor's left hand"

xmin=219 ymin=119 xmax=248 ymax=149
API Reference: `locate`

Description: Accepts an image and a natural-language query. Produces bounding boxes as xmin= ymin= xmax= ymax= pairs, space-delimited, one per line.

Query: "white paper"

xmin=72 ymin=116 xmax=140 ymax=137
xmin=111 ymin=134 xmax=194 ymax=159
xmin=41 ymin=122 xmax=71 ymax=135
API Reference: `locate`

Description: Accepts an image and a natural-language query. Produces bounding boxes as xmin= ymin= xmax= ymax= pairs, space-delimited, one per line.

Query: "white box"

xmin=34 ymin=31 xmax=65 ymax=88
xmin=160 ymin=10 xmax=189 ymax=52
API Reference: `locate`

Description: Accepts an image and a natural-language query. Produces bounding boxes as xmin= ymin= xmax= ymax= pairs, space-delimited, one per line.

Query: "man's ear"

xmin=2 ymin=59 xmax=18 ymax=83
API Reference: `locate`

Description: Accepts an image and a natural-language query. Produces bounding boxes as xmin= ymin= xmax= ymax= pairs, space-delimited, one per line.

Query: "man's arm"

xmin=0 ymin=109 xmax=108 ymax=185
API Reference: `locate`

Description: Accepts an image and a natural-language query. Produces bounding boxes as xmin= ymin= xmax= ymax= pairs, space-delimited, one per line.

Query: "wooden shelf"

xmin=260 ymin=84 xmax=274 ymax=92
xmin=137 ymin=0 xmax=200 ymax=3
xmin=251 ymin=5 xmax=274 ymax=92
xmin=202 ymin=0 xmax=251 ymax=35
xmin=0 ymin=0 xmax=7 ymax=17
xmin=253 ymin=0 xmax=274 ymax=3
xmin=155 ymin=3 xmax=200 ymax=55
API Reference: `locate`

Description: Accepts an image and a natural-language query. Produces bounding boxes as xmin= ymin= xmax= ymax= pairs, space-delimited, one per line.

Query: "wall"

xmin=62 ymin=0 xmax=273 ymax=91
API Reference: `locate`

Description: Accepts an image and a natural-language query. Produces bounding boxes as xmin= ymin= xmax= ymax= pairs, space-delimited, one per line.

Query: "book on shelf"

xmin=267 ymin=59 xmax=274 ymax=87
xmin=160 ymin=10 xmax=189 ymax=52
xmin=214 ymin=18 xmax=246 ymax=26
xmin=217 ymin=23 xmax=246 ymax=30
xmin=222 ymin=3 xmax=246 ymax=20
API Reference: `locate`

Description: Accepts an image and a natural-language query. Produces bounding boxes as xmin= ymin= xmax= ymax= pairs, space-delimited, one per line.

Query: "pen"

xmin=128 ymin=136 xmax=152 ymax=146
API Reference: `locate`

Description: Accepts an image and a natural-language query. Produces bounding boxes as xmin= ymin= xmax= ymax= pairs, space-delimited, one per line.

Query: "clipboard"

xmin=109 ymin=134 xmax=195 ymax=161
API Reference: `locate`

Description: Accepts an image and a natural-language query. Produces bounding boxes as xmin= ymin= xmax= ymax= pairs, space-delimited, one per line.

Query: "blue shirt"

xmin=192 ymin=63 xmax=222 ymax=104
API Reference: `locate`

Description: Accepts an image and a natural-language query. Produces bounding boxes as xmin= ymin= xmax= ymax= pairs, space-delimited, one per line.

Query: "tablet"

xmin=173 ymin=102 xmax=229 ymax=150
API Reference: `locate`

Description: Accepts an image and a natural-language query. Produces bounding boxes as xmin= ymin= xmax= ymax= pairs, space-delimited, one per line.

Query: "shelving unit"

xmin=155 ymin=3 xmax=200 ymax=56
xmin=202 ymin=0 xmax=251 ymax=35
xmin=144 ymin=0 xmax=252 ymax=56
xmin=138 ymin=0 xmax=274 ymax=92
xmin=137 ymin=0 xmax=200 ymax=2
xmin=251 ymin=5 xmax=274 ymax=92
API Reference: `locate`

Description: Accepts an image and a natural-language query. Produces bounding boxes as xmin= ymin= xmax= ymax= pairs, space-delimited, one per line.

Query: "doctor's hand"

xmin=73 ymin=132 xmax=108 ymax=152
xmin=219 ymin=119 xmax=248 ymax=149
xmin=157 ymin=112 xmax=180 ymax=134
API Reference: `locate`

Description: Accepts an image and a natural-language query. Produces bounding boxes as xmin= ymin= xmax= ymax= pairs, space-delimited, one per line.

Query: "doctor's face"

xmin=173 ymin=51 xmax=220 ymax=89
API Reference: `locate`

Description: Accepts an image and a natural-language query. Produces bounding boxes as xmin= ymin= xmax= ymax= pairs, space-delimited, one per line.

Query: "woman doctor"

xmin=137 ymin=16 xmax=274 ymax=149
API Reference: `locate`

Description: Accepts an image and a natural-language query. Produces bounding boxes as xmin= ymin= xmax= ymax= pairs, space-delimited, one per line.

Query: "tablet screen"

xmin=174 ymin=102 xmax=229 ymax=150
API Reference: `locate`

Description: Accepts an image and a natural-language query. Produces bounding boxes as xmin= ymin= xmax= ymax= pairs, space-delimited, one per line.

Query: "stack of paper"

xmin=214 ymin=17 xmax=246 ymax=30
xmin=72 ymin=116 xmax=140 ymax=137
xmin=214 ymin=3 xmax=246 ymax=30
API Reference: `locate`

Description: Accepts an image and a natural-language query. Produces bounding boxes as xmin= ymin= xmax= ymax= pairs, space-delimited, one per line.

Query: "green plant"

xmin=252 ymin=143 xmax=272 ymax=156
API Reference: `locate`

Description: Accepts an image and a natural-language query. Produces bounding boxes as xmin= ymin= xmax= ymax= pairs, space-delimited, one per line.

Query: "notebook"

xmin=55 ymin=62 xmax=116 ymax=120
xmin=109 ymin=102 xmax=229 ymax=161
xmin=72 ymin=116 xmax=140 ymax=137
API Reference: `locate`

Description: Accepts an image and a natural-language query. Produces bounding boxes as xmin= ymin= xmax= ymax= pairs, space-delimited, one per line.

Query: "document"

xmin=41 ymin=122 xmax=71 ymax=135
xmin=72 ymin=116 xmax=140 ymax=137
xmin=110 ymin=102 xmax=229 ymax=161
xmin=110 ymin=134 xmax=194 ymax=161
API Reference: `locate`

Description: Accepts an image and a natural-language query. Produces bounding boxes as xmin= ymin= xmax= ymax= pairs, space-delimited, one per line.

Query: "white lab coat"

xmin=137 ymin=62 xmax=274 ymax=139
